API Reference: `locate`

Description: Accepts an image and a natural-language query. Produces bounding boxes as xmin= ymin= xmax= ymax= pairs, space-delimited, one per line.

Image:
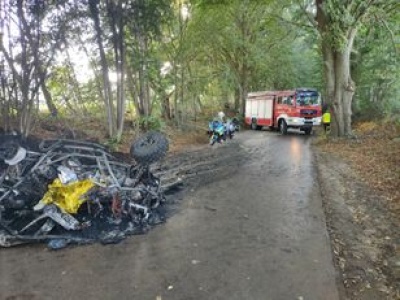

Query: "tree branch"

xmin=0 ymin=38 xmax=23 ymax=87
xmin=271 ymin=14 xmax=316 ymax=32
xmin=295 ymin=0 xmax=318 ymax=28
xmin=379 ymin=18 xmax=398 ymax=57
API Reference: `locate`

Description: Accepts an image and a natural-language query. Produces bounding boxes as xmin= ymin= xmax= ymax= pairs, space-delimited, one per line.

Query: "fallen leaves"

xmin=317 ymin=121 xmax=400 ymax=212
xmin=317 ymin=122 xmax=400 ymax=299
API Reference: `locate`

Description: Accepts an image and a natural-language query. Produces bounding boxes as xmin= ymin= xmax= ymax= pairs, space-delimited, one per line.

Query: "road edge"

xmin=314 ymin=150 xmax=347 ymax=299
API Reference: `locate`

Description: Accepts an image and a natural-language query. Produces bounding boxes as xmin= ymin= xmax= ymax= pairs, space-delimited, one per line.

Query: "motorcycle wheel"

xmin=210 ymin=134 xmax=217 ymax=145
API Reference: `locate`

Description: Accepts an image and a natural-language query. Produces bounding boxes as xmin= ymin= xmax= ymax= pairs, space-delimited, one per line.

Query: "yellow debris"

xmin=40 ymin=178 xmax=95 ymax=214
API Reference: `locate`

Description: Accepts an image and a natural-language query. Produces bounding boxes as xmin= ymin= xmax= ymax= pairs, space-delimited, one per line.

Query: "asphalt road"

xmin=0 ymin=130 xmax=340 ymax=300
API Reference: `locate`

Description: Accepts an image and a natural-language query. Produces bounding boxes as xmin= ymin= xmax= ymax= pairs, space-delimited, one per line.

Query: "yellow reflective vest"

xmin=322 ymin=112 xmax=331 ymax=124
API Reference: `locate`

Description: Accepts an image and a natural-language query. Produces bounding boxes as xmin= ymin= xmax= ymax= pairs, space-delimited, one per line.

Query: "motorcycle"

xmin=225 ymin=119 xmax=237 ymax=139
xmin=231 ymin=117 xmax=240 ymax=132
xmin=208 ymin=120 xmax=226 ymax=145
xmin=208 ymin=119 xmax=238 ymax=145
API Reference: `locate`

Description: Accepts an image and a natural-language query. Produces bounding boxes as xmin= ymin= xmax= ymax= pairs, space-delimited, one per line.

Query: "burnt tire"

xmin=0 ymin=141 xmax=20 ymax=161
xmin=130 ymin=131 xmax=169 ymax=165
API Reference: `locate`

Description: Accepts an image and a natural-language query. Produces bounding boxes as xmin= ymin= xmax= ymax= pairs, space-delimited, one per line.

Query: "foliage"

xmin=138 ymin=115 xmax=165 ymax=131
xmin=352 ymin=11 xmax=400 ymax=121
xmin=279 ymin=0 xmax=400 ymax=136
xmin=0 ymin=0 xmax=398 ymax=139
xmin=183 ymin=0 xmax=303 ymax=115
xmin=104 ymin=136 xmax=120 ymax=151
xmin=0 ymin=0 xmax=70 ymax=135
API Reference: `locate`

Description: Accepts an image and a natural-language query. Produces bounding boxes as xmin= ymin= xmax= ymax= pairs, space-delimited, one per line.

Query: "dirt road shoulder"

xmin=315 ymin=150 xmax=400 ymax=299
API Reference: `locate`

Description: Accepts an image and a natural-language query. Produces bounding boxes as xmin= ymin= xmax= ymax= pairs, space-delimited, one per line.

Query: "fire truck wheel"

xmin=279 ymin=120 xmax=288 ymax=135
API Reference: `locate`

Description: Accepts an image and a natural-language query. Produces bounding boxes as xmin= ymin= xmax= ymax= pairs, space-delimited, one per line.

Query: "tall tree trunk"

xmin=138 ymin=55 xmax=147 ymax=117
xmin=323 ymin=28 xmax=357 ymax=137
xmin=173 ymin=65 xmax=178 ymax=125
xmin=108 ymin=0 xmax=126 ymax=141
xmin=234 ymin=86 xmax=240 ymax=111
xmin=133 ymin=5 xmax=150 ymax=124
xmin=162 ymin=92 xmax=172 ymax=120
xmin=41 ymin=84 xmax=57 ymax=116
xmin=16 ymin=0 xmax=30 ymax=136
xmin=126 ymin=66 xmax=143 ymax=116
xmin=0 ymin=82 xmax=10 ymax=131
xmin=40 ymin=74 xmax=58 ymax=116
xmin=239 ymin=62 xmax=248 ymax=117
xmin=317 ymin=0 xmax=358 ymax=137
xmin=144 ymin=37 xmax=151 ymax=118
xmin=89 ymin=0 xmax=115 ymax=138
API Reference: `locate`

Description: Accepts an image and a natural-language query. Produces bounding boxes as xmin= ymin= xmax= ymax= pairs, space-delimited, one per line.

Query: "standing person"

xmin=322 ymin=105 xmax=331 ymax=133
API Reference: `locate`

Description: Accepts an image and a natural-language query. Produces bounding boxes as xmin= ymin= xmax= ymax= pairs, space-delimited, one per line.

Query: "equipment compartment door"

xmin=256 ymin=98 xmax=273 ymax=126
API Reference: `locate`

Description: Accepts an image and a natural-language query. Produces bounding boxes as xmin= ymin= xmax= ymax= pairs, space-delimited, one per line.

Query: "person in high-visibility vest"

xmin=322 ymin=108 xmax=331 ymax=133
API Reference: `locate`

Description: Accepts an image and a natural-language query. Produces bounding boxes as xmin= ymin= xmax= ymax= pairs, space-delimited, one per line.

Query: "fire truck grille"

xmin=300 ymin=109 xmax=317 ymax=117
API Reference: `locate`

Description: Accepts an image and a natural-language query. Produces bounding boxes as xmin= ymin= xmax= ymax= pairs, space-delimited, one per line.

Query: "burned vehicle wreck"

xmin=0 ymin=131 xmax=172 ymax=249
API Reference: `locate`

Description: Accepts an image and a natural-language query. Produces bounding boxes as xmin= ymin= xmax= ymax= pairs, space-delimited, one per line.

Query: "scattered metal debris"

xmin=0 ymin=131 xmax=175 ymax=249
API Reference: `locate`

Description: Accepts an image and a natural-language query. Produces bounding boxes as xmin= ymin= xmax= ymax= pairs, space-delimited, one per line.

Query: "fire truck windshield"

xmin=296 ymin=92 xmax=320 ymax=106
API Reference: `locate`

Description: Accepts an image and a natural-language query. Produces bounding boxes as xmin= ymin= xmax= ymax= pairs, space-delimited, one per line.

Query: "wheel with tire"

xmin=0 ymin=141 xmax=20 ymax=161
xmin=251 ymin=120 xmax=258 ymax=130
xmin=251 ymin=119 xmax=262 ymax=131
xmin=279 ymin=120 xmax=288 ymax=135
xmin=232 ymin=118 xmax=240 ymax=131
xmin=130 ymin=131 xmax=169 ymax=165
xmin=209 ymin=134 xmax=217 ymax=146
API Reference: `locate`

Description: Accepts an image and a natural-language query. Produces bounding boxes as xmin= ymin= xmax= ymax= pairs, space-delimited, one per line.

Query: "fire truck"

xmin=245 ymin=88 xmax=322 ymax=135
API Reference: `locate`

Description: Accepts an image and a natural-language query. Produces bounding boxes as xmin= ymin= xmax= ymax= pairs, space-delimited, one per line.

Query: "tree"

xmin=304 ymin=0 xmax=399 ymax=136
xmin=187 ymin=0 xmax=289 ymax=115
xmin=351 ymin=12 xmax=400 ymax=119
xmin=124 ymin=0 xmax=174 ymax=125
xmin=0 ymin=0 xmax=67 ymax=136
xmin=88 ymin=0 xmax=118 ymax=138
xmin=87 ymin=0 xmax=173 ymax=135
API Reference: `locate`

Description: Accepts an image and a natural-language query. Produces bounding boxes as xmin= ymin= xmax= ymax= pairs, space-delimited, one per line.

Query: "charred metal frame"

xmin=0 ymin=137 xmax=171 ymax=247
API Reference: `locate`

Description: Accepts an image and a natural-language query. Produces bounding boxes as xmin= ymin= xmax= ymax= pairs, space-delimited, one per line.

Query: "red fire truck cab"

xmin=245 ymin=88 xmax=322 ymax=135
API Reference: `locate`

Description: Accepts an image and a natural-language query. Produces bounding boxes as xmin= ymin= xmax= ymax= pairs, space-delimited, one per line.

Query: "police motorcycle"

xmin=208 ymin=119 xmax=226 ymax=145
